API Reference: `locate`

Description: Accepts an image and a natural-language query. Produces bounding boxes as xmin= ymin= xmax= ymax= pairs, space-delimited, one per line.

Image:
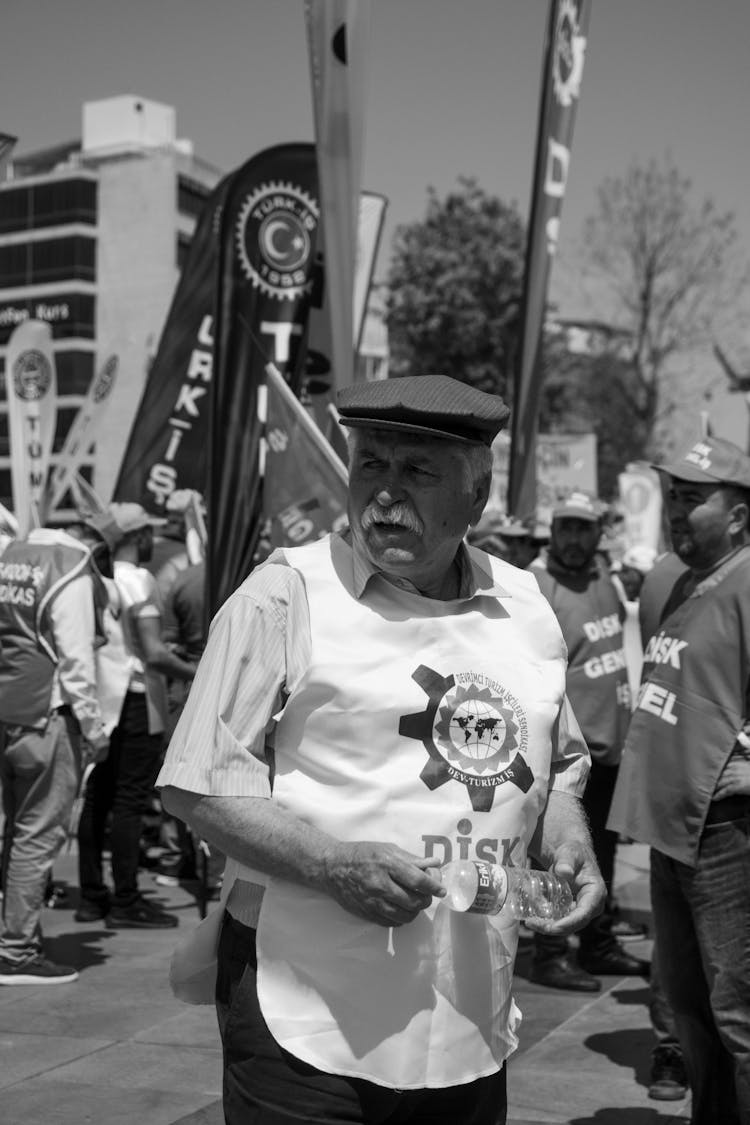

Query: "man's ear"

xmin=469 ymin=475 xmax=491 ymax=527
xmin=729 ymin=500 xmax=749 ymax=536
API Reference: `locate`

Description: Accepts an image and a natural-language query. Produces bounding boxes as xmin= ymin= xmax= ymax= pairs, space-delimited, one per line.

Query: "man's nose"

xmin=374 ymin=470 xmax=405 ymax=506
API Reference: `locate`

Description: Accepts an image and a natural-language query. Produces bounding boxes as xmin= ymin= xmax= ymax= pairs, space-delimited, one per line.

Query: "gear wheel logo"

xmin=400 ymin=666 xmax=534 ymax=812
xmin=235 ymin=181 xmax=319 ymax=300
xmin=551 ymin=0 xmax=586 ymax=109
xmin=12 ymin=349 xmax=52 ymax=402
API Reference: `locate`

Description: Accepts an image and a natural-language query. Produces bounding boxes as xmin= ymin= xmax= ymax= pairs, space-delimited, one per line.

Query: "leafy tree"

xmin=385 ymin=178 xmax=526 ymax=395
xmin=539 ymin=338 xmax=650 ymax=500
xmin=579 ymin=156 xmax=749 ymax=456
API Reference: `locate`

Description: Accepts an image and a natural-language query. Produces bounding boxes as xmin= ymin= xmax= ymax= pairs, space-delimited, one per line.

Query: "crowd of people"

xmin=1 ymin=374 xmax=749 ymax=1125
xmin=0 ymin=497 xmax=206 ymax=981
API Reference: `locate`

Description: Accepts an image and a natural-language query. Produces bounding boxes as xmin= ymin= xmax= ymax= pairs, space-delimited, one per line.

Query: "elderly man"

xmin=159 ymin=375 xmax=604 ymax=1125
xmin=610 ymin=436 xmax=750 ymax=1125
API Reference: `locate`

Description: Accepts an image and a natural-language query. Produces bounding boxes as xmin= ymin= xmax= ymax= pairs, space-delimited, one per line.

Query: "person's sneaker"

xmin=528 ymin=954 xmax=601 ymax=993
xmin=108 ymin=896 xmax=179 ymax=929
xmin=0 ymin=955 xmax=78 ymax=985
xmin=610 ymin=917 xmax=648 ymax=943
xmin=74 ymin=899 xmax=109 ymax=922
xmin=648 ymin=1043 xmax=689 ymax=1100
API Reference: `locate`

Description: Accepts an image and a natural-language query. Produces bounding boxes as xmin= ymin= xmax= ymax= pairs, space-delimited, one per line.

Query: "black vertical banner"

xmin=507 ymin=0 xmax=591 ymax=520
xmin=114 ymin=174 xmax=232 ymax=510
xmin=207 ymin=143 xmax=321 ymax=617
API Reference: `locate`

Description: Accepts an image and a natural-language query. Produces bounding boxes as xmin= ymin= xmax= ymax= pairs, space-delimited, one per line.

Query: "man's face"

xmin=347 ymin=429 xmax=487 ymax=592
xmin=666 ymin=479 xmax=740 ymax=570
xmin=501 ymin=536 xmax=537 ymax=570
xmin=550 ymin=517 xmax=600 ymax=571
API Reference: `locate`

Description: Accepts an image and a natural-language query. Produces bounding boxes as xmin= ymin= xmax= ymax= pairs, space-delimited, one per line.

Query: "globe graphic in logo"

xmin=449 ymin=698 xmax=507 ymax=763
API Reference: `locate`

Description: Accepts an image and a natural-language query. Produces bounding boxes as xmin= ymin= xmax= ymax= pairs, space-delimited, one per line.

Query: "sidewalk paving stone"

xmin=0 ymin=842 xmax=693 ymax=1124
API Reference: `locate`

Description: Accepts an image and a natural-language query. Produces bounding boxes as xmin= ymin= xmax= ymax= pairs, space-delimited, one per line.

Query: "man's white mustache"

xmin=361 ymin=504 xmax=423 ymax=535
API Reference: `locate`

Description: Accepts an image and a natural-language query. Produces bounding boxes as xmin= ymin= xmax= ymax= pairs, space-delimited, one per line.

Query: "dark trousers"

xmin=216 ymin=913 xmax=508 ymax=1125
xmin=652 ymin=818 xmax=750 ymax=1125
xmin=534 ymin=759 xmax=618 ymax=961
xmin=77 ymin=692 xmax=163 ymax=908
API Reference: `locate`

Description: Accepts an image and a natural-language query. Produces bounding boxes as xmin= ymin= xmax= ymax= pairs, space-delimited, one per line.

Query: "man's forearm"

xmin=528 ymin=790 xmax=594 ymax=868
xmin=146 ymin=646 xmax=196 ymax=682
xmin=160 ymin=786 xmax=445 ymax=928
xmin=161 ymin=787 xmax=337 ymax=889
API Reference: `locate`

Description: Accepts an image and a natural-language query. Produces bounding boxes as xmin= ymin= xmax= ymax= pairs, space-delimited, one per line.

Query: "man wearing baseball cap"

xmin=74 ymin=502 xmax=197 ymax=930
xmin=158 ymin=375 xmax=604 ymax=1124
xmin=610 ymin=435 xmax=750 ymax=1122
xmin=527 ymin=490 xmax=649 ymax=992
xmin=468 ymin=513 xmax=541 ymax=570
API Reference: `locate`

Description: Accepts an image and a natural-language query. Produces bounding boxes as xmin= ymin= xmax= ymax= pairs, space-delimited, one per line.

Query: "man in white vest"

xmin=159 ymin=375 xmax=605 ymax=1125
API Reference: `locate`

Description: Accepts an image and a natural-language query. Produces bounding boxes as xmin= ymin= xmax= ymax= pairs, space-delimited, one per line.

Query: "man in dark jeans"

xmin=75 ymin=503 xmax=197 ymax=928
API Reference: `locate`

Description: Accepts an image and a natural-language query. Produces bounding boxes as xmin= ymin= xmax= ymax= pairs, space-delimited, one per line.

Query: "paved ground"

xmin=0 ymin=843 xmax=691 ymax=1124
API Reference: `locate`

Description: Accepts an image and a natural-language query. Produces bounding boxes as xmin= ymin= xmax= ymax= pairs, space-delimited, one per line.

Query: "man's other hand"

xmin=523 ymin=839 xmax=606 ymax=937
xmin=84 ymin=733 xmax=110 ymax=766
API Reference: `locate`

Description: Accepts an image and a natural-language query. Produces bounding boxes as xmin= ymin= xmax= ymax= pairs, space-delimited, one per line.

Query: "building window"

xmin=0 ymin=178 xmax=97 ymax=235
xmin=177 ymin=176 xmax=209 ymax=221
xmin=0 ymin=467 xmax=11 ymax=510
xmin=55 ymin=351 xmax=95 ymax=396
xmin=176 ymin=230 xmax=192 ymax=272
xmin=0 ymin=236 xmax=96 ymax=287
xmin=53 ymin=406 xmax=80 ymax=453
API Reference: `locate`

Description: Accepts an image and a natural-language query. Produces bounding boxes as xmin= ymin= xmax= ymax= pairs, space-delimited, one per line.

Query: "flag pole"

xmin=507 ymin=0 xmax=591 ymax=519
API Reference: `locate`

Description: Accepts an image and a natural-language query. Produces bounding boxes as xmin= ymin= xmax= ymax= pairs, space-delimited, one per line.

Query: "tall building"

xmin=0 ymin=95 xmax=221 ymax=513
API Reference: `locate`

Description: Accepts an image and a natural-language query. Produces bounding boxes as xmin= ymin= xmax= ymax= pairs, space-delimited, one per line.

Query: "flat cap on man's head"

xmin=85 ymin=502 xmax=167 ymax=551
xmin=336 ymin=375 xmax=510 ymax=446
xmin=654 ymin=436 xmax=750 ymax=490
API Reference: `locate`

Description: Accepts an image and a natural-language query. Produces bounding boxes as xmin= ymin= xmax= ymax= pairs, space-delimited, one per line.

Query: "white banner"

xmin=5 ymin=319 xmax=58 ymax=536
xmin=618 ymin=462 xmax=663 ymax=554
xmin=489 ymin=431 xmax=597 ymax=522
xmin=45 ymin=353 xmax=118 ymax=513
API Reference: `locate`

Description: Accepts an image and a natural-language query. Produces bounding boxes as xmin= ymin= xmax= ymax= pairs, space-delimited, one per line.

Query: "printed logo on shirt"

xmin=0 ymin=559 xmax=44 ymax=607
xmin=643 ymin=631 xmax=688 ymax=669
xmin=582 ymin=613 xmax=622 ymax=642
xmin=400 ymin=665 xmax=533 ymax=812
xmin=583 ymin=647 xmax=627 ymax=680
xmin=421 ymin=818 xmax=522 ymax=868
xmin=634 ymin=680 xmax=679 ymax=726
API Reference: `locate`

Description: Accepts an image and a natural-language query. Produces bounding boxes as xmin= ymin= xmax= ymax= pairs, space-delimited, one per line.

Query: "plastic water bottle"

xmin=440 ymin=859 xmax=574 ymax=920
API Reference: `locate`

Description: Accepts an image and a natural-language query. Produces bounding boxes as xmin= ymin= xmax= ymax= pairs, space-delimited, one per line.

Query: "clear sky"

xmin=3 ymin=0 xmax=750 ymax=435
